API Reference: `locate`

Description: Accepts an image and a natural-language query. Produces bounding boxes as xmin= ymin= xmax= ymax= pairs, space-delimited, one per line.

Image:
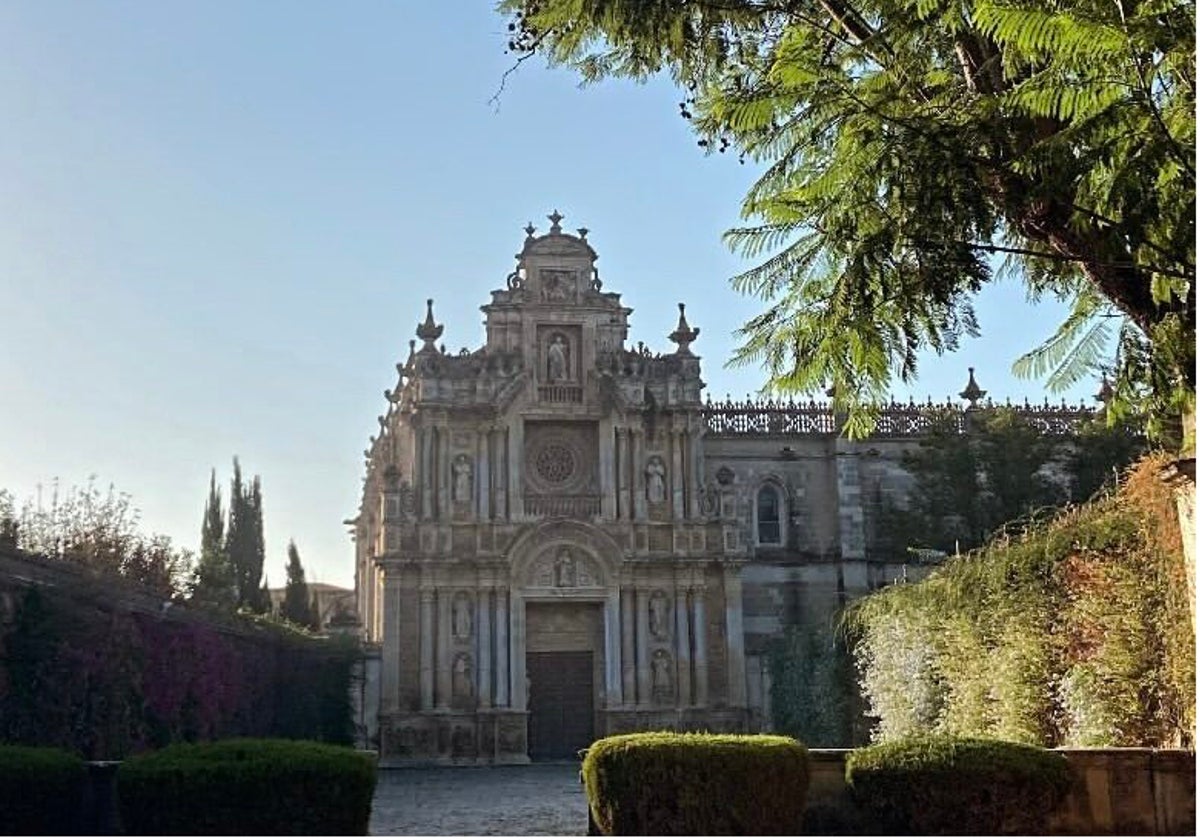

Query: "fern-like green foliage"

xmin=499 ymin=0 xmax=1195 ymax=437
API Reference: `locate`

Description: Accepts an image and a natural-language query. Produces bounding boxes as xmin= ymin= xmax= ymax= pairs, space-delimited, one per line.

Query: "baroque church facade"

xmin=350 ymin=213 xmax=1096 ymax=765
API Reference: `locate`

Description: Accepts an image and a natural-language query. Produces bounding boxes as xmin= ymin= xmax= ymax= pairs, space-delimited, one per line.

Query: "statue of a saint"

xmin=649 ymin=591 xmax=670 ymax=639
xmin=646 ymin=458 xmax=666 ymax=503
xmin=453 ymin=456 xmax=472 ymax=502
xmin=651 ymin=650 xmax=672 ymax=699
xmin=553 ymin=548 xmax=577 ymax=587
xmin=453 ymin=653 xmax=473 ymax=701
xmin=547 ymin=336 xmax=568 ymax=382
xmin=453 ymin=592 xmax=472 ymax=639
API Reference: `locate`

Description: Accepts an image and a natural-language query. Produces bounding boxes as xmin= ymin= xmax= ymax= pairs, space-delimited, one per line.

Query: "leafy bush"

xmin=581 ymin=732 xmax=809 ymax=835
xmin=0 ymin=745 xmax=87 ymax=834
xmin=849 ymin=454 xmax=1194 ymax=748
xmin=846 ymin=735 xmax=1071 ymax=834
xmin=117 ymin=738 xmax=376 ymax=835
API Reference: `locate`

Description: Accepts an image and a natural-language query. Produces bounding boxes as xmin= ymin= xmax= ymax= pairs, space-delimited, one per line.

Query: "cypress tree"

xmin=190 ymin=469 xmax=236 ymax=608
xmin=282 ymin=539 xmax=316 ymax=629
xmin=225 ymin=458 xmax=269 ymax=612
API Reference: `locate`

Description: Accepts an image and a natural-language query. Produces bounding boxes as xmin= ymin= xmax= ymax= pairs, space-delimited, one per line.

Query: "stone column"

xmin=635 ymin=587 xmax=651 ymax=706
xmin=670 ymin=429 xmax=685 ymax=520
xmin=723 ymin=566 xmax=747 ymax=706
xmin=632 ymin=430 xmax=647 ymax=520
xmin=615 ymin=428 xmax=629 ymax=519
xmin=686 ymin=430 xmax=701 ymax=519
xmin=381 ymin=574 xmax=401 ymax=712
xmin=674 ymin=583 xmax=692 ymax=707
xmin=419 ymin=426 xmax=433 ymax=519
xmin=436 ymin=588 xmax=452 ymax=708
xmin=510 ymin=596 xmax=527 ymax=710
xmin=507 ymin=422 xmax=524 ymax=519
xmin=477 ymin=430 xmax=490 ymax=521
xmin=604 ymin=592 xmax=621 ymax=706
xmin=418 ymin=587 xmax=435 ymax=710
xmin=599 ymin=417 xmax=616 ymax=519
xmin=692 ymin=585 xmax=708 ymax=706
xmin=495 ymin=588 xmax=510 ymax=706
xmin=477 ymin=588 xmax=492 ymax=707
xmin=491 ymin=429 xmax=507 ymax=520
xmin=437 ymin=426 xmax=451 ymax=520
xmin=620 ymin=588 xmax=635 ymax=706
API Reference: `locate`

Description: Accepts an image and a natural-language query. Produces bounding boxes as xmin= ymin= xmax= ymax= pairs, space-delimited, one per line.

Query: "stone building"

xmin=350 ymin=213 xmax=1096 ymax=764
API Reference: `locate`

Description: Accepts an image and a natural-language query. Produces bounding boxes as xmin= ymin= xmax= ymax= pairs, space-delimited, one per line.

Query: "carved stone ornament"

xmin=452 ymin=653 xmax=473 ymax=701
xmin=452 ymin=591 xmax=472 ymax=639
xmin=528 ymin=547 xmax=599 ymax=588
xmin=651 ymin=649 xmax=673 ymax=700
xmin=645 ymin=457 xmax=667 ymax=503
xmin=540 ymin=269 xmax=575 ymax=303
xmin=452 ymin=455 xmax=473 ymax=502
xmin=698 ymin=481 xmax=719 ymax=518
xmin=649 ymin=590 xmax=670 ymax=640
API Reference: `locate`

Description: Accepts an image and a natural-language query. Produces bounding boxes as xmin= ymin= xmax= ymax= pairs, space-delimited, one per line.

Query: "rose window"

xmin=535 ymin=443 xmax=576 ymax=484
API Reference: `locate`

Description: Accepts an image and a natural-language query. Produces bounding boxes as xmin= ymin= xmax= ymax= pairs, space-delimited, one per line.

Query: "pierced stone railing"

xmin=538 ymin=384 xmax=584 ymax=404
xmin=524 ymin=494 xmax=601 ymax=518
xmin=702 ymin=397 xmax=1098 ymax=438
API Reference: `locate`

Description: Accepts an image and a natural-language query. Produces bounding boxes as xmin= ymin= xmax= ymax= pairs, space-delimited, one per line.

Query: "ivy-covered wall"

xmin=0 ymin=552 xmax=356 ymax=759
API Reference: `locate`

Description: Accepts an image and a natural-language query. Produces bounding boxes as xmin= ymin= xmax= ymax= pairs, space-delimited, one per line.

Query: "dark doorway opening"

xmin=527 ymin=650 xmax=594 ymax=760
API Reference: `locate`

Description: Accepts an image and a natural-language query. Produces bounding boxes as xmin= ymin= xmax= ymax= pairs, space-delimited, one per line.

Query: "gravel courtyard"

xmin=370 ymin=764 xmax=588 ymax=836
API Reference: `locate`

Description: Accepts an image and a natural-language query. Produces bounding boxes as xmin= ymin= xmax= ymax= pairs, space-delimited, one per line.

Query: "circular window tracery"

xmin=535 ymin=443 xmax=577 ymax=484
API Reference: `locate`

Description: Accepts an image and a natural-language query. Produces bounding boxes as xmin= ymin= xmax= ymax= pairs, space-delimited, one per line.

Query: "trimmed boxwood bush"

xmin=845 ymin=735 xmax=1072 ymax=834
xmin=0 ymin=745 xmax=87 ymax=834
xmin=117 ymin=738 xmax=377 ymax=835
xmin=581 ymin=732 xmax=809 ymax=835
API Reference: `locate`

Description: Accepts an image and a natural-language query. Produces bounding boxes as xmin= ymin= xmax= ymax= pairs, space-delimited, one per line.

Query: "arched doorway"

xmin=506 ymin=522 xmax=623 ymax=761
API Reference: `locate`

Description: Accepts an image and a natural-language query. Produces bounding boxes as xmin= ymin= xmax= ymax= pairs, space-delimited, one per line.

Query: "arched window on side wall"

xmin=756 ymin=484 xmax=784 ymax=546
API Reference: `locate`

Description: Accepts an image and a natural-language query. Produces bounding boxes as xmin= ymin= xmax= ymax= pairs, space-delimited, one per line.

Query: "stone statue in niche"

xmin=547 ymin=335 xmax=569 ymax=382
xmin=452 ymin=653 xmax=473 ymax=701
xmin=452 ymin=592 xmax=472 ymax=639
xmin=452 ymin=455 xmax=472 ymax=502
xmin=649 ymin=590 xmax=670 ymax=639
xmin=646 ymin=457 xmax=666 ymax=503
xmin=651 ymin=649 xmax=673 ymax=700
xmin=553 ymin=547 xmax=577 ymax=587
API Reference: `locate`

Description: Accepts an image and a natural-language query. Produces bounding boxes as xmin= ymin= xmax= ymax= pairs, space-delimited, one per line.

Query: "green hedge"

xmin=581 ymin=732 xmax=809 ymax=835
xmin=117 ymin=738 xmax=377 ymax=835
xmin=845 ymin=735 xmax=1072 ymax=834
xmin=0 ymin=744 xmax=87 ymax=834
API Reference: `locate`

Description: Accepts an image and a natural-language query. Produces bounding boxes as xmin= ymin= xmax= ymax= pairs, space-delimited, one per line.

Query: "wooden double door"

xmin=527 ymin=650 xmax=594 ymax=760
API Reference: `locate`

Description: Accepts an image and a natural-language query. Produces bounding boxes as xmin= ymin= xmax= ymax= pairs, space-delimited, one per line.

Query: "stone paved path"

xmin=370 ymin=764 xmax=587 ymax=836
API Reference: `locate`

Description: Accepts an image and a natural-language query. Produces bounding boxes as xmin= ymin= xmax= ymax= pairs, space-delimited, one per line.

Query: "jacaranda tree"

xmin=500 ymin=0 xmax=1194 ymax=437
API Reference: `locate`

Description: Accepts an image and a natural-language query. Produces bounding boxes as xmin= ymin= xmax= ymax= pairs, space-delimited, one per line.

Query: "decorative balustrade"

xmin=538 ymin=384 xmax=584 ymax=404
xmin=524 ymin=494 xmax=601 ymax=518
xmin=702 ymin=396 xmax=1098 ymax=438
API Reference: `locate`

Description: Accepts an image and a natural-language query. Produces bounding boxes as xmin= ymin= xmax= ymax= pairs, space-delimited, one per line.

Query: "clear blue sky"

xmin=0 ymin=2 xmax=1104 ymax=589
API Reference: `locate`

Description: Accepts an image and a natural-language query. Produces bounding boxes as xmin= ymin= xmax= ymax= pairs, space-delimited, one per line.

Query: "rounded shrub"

xmin=581 ymin=732 xmax=809 ymax=835
xmin=117 ymin=738 xmax=377 ymax=835
xmin=0 ymin=745 xmax=87 ymax=834
xmin=845 ymin=735 xmax=1072 ymax=834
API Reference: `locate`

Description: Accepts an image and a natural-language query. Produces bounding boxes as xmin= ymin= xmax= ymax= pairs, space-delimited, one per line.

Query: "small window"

xmin=757 ymin=485 xmax=782 ymax=545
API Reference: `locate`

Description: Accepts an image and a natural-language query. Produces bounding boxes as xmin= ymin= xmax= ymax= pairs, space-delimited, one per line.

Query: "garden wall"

xmin=0 ymin=549 xmax=357 ymax=759
xmin=807 ymin=747 xmax=1195 ymax=834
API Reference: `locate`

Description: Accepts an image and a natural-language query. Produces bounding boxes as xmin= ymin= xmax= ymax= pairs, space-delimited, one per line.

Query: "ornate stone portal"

xmin=353 ymin=213 xmax=747 ymax=765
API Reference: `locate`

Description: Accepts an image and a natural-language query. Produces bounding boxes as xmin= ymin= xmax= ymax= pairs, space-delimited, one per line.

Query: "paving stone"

xmin=369 ymin=764 xmax=587 ymax=836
